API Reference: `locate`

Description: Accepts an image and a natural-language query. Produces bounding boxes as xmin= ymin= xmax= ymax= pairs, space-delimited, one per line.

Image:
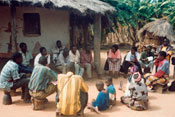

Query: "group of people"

xmin=105 ymin=38 xmax=173 ymax=90
xmin=0 ymin=37 xmax=175 ymax=116
xmin=103 ymin=37 xmax=175 ymax=110
xmin=0 ymin=40 xmax=96 ymax=116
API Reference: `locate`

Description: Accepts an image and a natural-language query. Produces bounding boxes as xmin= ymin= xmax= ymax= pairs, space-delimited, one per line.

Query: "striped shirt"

xmin=57 ymin=72 xmax=88 ymax=115
xmin=0 ymin=60 xmax=20 ymax=91
xmin=28 ymin=64 xmax=57 ymax=92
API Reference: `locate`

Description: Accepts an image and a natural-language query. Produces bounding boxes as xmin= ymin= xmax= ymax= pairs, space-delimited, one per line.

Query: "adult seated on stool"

xmin=29 ymin=56 xmax=57 ymax=110
xmin=56 ymin=72 xmax=88 ymax=116
xmin=19 ymin=42 xmax=33 ymax=74
xmin=120 ymin=46 xmax=143 ymax=76
xmin=0 ymin=52 xmax=31 ymax=105
xmin=139 ymin=46 xmax=154 ymax=73
xmin=145 ymin=51 xmax=169 ymax=93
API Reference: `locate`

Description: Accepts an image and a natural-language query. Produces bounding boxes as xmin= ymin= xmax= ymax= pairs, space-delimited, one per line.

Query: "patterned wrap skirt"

xmin=109 ymin=59 xmax=121 ymax=72
xmin=144 ymin=73 xmax=169 ymax=87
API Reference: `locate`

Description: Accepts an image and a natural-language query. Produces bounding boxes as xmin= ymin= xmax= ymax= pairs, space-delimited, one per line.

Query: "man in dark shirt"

xmin=140 ymin=46 xmax=154 ymax=73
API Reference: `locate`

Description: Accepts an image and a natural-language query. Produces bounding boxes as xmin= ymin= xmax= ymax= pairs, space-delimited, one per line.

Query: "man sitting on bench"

xmin=0 ymin=52 xmax=31 ymax=104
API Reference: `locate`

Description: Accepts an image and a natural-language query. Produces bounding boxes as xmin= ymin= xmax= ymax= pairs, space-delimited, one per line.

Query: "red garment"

xmin=80 ymin=50 xmax=92 ymax=65
xmin=153 ymin=59 xmax=167 ymax=77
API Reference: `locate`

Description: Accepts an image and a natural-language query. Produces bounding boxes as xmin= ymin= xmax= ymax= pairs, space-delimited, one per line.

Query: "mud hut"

xmin=0 ymin=0 xmax=115 ymax=74
xmin=137 ymin=18 xmax=175 ymax=49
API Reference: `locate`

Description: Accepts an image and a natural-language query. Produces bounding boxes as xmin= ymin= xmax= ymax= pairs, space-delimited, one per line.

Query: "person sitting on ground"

xmin=108 ymin=44 xmax=122 ymax=78
xmin=121 ymin=46 xmax=143 ymax=76
xmin=105 ymin=77 xmax=116 ymax=106
xmin=52 ymin=40 xmax=64 ymax=64
xmin=34 ymin=47 xmax=51 ymax=67
xmin=156 ymin=38 xmax=172 ymax=61
xmin=88 ymin=81 xmax=109 ymax=113
xmin=69 ymin=46 xmax=84 ymax=76
xmin=55 ymin=48 xmax=70 ymax=73
xmin=80 ymin=46 xmax=94 ymax=79
xmin=119 ymin=66 xmax=145 ymax=98
xmin=56 ymin=72 xmax=88 ymax=116
xmin=139 ymin=46 xmax=154 ymax=73
xmin=0 ymin=52 xmax=31 ymax=103
xmin=121 ymin=72 xmax=148 ymax=111
xmin=29 ymin=56 xmax=57 ymax=101
xmin=145 ymin=51 xmax=169 ymax=91
xmin=19 ymin=42 xmax=33 ymax=73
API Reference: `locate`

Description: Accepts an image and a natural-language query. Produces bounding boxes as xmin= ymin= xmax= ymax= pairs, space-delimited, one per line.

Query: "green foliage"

xmin=101 ymin=0 xmax=175 ymax=30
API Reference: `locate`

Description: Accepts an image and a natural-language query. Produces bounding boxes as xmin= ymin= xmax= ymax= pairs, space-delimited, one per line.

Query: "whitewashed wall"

xmin=0 ymin=6 xmax=70 ymax=53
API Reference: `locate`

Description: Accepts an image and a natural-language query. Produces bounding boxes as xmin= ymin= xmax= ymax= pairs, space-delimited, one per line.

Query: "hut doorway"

xmin=69 ymin=13 xmax=94 ymax=48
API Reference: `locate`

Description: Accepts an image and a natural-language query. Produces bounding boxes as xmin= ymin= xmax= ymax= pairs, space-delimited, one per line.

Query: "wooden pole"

xmin=94 ymin=14 xmax=102 ymax=75
xmin=83 ymin=23 xmax=88 ymax=47
xmin=10 ymin=2 xmax=17 ymax=53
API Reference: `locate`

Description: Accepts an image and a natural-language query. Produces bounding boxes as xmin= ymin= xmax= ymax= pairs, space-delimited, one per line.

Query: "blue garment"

xmin=107 ymin=84 xmax=116 ymax=95
xmin=28 ymin=64 xmax=57 ymax=92
xmin=92 ymin=90 xmax=109 ymax=111
xmin=157 ymin=59 xmax=169 ymax=75
xmin=0 ymin=60 xmax=20 ymax=91
xmin=19 ymin=64 xmax=33 ymax=73
xmin=107 ymin=84 xmax=116 ymax=101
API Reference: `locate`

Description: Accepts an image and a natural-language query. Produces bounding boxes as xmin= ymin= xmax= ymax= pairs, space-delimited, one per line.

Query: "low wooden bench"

xmin=154 ymin=85 xmax=168 ymax=94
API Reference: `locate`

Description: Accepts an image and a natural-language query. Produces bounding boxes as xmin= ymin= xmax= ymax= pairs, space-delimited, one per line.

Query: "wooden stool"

xmin=3 ymin=91 xmax=12 ymax=105
xmin=154 ymin=85 xmax=168 ymax=94
xmin=32 ymin=98 xmax=45 ymax=110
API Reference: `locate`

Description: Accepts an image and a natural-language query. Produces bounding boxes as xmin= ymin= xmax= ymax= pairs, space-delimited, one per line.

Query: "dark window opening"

xmin=23 ymin=13 xmax=41 ymax=36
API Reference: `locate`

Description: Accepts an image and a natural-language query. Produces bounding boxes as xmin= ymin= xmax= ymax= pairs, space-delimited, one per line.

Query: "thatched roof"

xmin=0 ymin=0 xmax=115 ymax=15
xmin=137 ymin=18 xmax=175 ymax=42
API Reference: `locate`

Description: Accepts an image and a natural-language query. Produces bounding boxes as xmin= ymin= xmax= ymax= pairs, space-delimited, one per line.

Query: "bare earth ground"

xmin=1 ymin=49 xmax=175 ymax=117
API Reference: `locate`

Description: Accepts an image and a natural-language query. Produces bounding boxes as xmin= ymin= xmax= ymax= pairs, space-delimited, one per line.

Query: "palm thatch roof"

xmin=0 ymin=0 xmax=115 ymax=15
xmin=137 ymin=18 xmax=175 ymax=42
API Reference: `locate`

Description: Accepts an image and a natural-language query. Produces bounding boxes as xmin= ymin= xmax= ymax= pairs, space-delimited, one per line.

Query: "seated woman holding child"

xmin=145 ymin=51 xmax=169 ymax=92
xmin=121 ymin=72 xmax=148 ymax=111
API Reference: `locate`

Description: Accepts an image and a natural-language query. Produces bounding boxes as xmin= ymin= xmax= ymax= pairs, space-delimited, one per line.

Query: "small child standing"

xmin=88 ymin=81 xmax=109 ymax=113
xmin=105 ymin=77 xmax=116 ymax=105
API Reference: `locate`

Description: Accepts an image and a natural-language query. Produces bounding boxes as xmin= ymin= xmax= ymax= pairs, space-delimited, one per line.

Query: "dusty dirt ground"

xmin=1 ymin=49 xmax=175 ymax=117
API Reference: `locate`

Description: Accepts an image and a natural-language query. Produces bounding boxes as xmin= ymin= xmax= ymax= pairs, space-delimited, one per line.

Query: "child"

xmin=105 ymin=77 xmax=116 ymax=105
xmin=88 ymin=81 xmax=109 ymax=113
xmin=121 ymin=72 xmax=148 ymax=111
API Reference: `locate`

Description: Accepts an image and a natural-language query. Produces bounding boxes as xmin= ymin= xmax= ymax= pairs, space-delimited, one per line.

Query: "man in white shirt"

xmin=34 ymin=47 xmax=50 ymax=67
xmin=121 ymin=46 xmax=143 ymax=75
xmin=69 ymin=46 xmax=84 ymax=76
xmin=55 ymin=48 xmax=70 ymax=73
xmin=19 ymin=42 xmax=33 ymax=73
xmin=52 ymin=40 xmax=63 ymax=64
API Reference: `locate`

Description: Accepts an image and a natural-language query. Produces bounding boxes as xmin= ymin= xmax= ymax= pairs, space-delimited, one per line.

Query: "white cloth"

xmin=52 ymin=46 xmax=64 ymax=63
xmin=34 ymin=53 xmax=50 ymax=66
xmin=147 ymin=56 xmax=153 ymax=61
xmin=19 ymin=51 xmax=33 ymax=66
xmin=125 ymin=51 xmax=140 ymax=62
xmin=124 ymin=75 xmax=145 ymax=97
xmin=69 ymin=50 xmax=80 ymax=63
xmin=56 ymin=52 xmax=70 ymax=66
